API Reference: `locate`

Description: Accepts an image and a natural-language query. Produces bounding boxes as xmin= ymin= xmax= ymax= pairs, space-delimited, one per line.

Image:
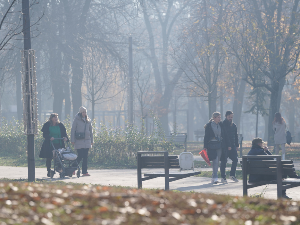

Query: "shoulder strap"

xmin=83 ymin=120 xmax=87 ymax=133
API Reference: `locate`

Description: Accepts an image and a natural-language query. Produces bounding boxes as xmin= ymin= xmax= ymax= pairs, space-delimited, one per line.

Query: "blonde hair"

xmin=212 ymin=112 xmax=221 ymax=119
xmin=204 ymin=112 xmax=221 ymax=128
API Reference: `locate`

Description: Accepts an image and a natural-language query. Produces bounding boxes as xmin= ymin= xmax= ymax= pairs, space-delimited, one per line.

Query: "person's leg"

xmin=275 ymin=144 xmax=280 ymax=155
xmin=220 ymin=150 xmax=227 ymax=179
xmin=46 ymin=158 xmax=52 ymax=171
xmin=81 ymin=148 xmax=89 ymax=174
xmin=212 ymin=149 xmax=222 ymax=179
xmin=75 ymin=148 xmax=84 ymax=167
xmin=281 ymin=144 xmax=286 ymax=160
xmin=229 ymin=148 xmax=238 ymax=177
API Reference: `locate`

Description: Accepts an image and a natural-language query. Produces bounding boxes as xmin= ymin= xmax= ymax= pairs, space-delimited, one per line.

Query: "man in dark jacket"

xmin=220 ymin=111 xmax=239 ymax=183
xmin=247 ymin=138 xmax=291 ymax=199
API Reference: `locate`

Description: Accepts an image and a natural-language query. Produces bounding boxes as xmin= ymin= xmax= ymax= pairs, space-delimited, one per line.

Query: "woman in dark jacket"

xmin=204 ymin=112 xmax=223 ymax=184
xmin=39 ymin=113 xmax=68 ymax=177
xmin=247 ymin=138 xmax=290 ymax=199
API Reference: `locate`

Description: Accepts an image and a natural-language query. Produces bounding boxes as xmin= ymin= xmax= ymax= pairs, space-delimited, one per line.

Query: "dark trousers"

xmin=220 ymin=147 xmax=238 ymax=178
xmin=46 ymin=158 xmax=52 ymax=171
xmin=76 ymin=148 xmax=89 ymax=174
xmin=46 ymin=143 xmax=61 ymax=172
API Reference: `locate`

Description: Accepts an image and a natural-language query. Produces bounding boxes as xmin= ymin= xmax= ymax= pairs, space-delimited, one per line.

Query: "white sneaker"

xmin=211 ymin=178 xmax=218 ymax=184
xmin=230 ymin=176 xmax=239 ymax=182
xmin=221 ymin=178 xmax=228 ymax=184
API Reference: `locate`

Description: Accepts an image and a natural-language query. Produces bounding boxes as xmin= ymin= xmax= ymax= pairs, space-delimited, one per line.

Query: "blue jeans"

xmin=220 ymin=147 xmax=238 ymax=178
xmin=212 ymin=149 xmax=222 ymax=179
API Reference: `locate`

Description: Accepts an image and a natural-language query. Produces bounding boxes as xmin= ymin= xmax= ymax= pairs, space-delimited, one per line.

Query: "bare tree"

xmin=83 ymin=46 xmax=121 ymax=121
xmin=224 ymin=0 xmax=300 ymax=144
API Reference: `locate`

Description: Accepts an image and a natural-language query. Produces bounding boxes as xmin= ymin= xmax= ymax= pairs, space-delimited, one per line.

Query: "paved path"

xmin=1 ymin=166 xmax=300 ymax=201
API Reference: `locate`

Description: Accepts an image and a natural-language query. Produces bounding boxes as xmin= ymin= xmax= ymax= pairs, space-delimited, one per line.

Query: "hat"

xmin=79 ymin=106 xmax=87 ymax=114
xmin=252 ymin=138 xmax=264 ymax=146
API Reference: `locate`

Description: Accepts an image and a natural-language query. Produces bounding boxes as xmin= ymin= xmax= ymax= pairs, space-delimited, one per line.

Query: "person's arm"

xmin=60 ymin=123 xmax=68 ymax=141
xmin=71 ymin=119 xmax=77 ymax=144
xmin=89 ymin=122 xmax=93 ymax=145
xmin=203 ymin=124 xmax=209 ymax=149
xmin=41 ymin=122 xmax=51 ymax=140
xmin=273 ymin=123 xmax=276 ymax=132
xmin=235 ymin=125 xmax=239 ymax=148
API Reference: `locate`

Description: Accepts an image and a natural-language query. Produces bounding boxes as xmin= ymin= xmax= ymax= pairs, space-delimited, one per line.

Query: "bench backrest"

xmin=241 ymin=155 xmax=297 ymax=178
xmin=244 ymin=160 xmax=294 ymax=175
xmin=165 ymin=134 xmax=187 ymax=143
xmin=137 ymin=151 xmax=180 ymax=169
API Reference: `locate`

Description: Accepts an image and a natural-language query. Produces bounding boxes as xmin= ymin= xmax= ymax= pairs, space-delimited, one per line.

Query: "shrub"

xmin=0 ymin=117 xmax=176 ymax=168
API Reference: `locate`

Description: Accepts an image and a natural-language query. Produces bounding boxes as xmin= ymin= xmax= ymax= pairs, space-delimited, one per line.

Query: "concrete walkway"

xmin=1 ymin=165 xmax=300 ymax=201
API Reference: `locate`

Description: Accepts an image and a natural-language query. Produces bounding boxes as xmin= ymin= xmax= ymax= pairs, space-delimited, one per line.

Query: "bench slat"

xmin=141 ymin=156 xmax=178 ymax=162
xmin=248 ymin=168 xmax=277 ymax=175
xmin=143 ymin=165 xmax=180 ymax=169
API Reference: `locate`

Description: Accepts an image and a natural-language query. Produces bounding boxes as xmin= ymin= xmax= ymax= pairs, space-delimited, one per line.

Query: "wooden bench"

xmin=137 ymin=151 xmax=201 ymax=190
xmin=165 ymin=133 xmax=187 ymax=152
xmin=242 ymin=155 xmax=300 ymax=198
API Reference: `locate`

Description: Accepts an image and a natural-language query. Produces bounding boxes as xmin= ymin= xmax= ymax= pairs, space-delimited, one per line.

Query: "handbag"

xmin=207 ymin=139 xmax=222 ymax=150
xmin=75 ymin=121 xmax=87 ymax=140
xmin=207 ymin=122 xmax=222 ymax=150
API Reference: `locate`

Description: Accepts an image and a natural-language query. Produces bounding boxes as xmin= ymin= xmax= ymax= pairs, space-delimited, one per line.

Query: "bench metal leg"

xmin=242 ymin=157 xmax=248 ymax=196
xmin=137 ymin=153 xmax=142 ymax=189
xmin=164 ymin=152 xmax=169 ymax=190
xmin=277 ymin=158 xmax=282 ymax=198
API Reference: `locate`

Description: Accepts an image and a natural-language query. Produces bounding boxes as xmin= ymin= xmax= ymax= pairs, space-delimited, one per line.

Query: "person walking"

xmin=71 ymin=106 xmax=93 ymax=176
xmin=204 ymin=112 xmax=223 ymax=184
xmin=273 ymin=112 xmax=287 ymax=160
xmin=220 ymin=111 xmax=239 ymax=183
xmin=39 ymin=113 xmax=68 ymax=177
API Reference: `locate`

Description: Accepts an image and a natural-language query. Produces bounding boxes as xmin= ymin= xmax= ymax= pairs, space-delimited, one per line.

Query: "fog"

xmin=0 ymin=0 xmax=300 ymax=143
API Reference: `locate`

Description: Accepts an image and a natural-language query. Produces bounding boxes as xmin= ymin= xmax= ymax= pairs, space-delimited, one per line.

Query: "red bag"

xmin=199 ymin=149 xmax=211 ymax=166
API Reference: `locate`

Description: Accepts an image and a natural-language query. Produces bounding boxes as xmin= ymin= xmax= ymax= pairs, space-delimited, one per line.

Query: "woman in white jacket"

xmin=273 ymin=112 xmax=286 ymax=160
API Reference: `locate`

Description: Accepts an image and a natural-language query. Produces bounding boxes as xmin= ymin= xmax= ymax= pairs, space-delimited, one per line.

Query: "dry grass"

xmin=0 ymin=180 xmax=299 ymax=224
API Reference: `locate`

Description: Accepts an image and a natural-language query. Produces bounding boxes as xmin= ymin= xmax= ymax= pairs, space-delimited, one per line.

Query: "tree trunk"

xmin=288 ymin=99 xmax=295 ymax=137
xmin=188 ymin=96 xmax=195 ymax=141
xmin=263 ymin=115 xmax=269 ymax=141
xmin=70 ymin=50 xmax=84 ymax=117
xmin=48 ymin=47 xmax=64 ymax=116
xmin=232 ymin=79 xmax=246 ymax=134
xmin=63 ymin=60 xmax=71 ymax=119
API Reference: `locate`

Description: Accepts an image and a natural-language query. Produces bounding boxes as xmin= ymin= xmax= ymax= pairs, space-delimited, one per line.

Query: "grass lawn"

xmin=0 ymin=179 xmax=299 ymax=224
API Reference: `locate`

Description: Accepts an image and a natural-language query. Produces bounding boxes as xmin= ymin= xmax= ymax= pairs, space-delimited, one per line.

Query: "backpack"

xmin=286 ymin=130 xmax=292 ymax=145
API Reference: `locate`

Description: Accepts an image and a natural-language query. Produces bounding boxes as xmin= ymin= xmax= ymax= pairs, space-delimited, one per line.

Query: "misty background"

xmin=1 ymin=0 xmax=300 ymax=143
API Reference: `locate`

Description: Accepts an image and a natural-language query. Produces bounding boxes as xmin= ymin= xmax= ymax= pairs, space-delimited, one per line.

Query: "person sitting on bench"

xmin=247 ymin=137 xmax=291 ymax=199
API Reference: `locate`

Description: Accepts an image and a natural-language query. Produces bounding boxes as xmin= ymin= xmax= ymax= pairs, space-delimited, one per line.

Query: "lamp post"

xmin=22 ymin=0 xmax=37 ymax=182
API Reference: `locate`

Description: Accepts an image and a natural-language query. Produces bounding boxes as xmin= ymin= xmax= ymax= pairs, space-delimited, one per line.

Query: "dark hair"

xmin=48 ymin=113 xmax=60 ymax=126
xmin=225 ymin=111 xmax=233 ymax=117
xmin=273 ymin=112 xmax=283 ymax=124
xmin=252 ymin=137 xmax=263 ymax=146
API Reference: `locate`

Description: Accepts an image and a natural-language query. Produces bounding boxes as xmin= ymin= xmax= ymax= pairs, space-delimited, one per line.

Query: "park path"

xmin=1 ymin=164 xmax=300 ymax=201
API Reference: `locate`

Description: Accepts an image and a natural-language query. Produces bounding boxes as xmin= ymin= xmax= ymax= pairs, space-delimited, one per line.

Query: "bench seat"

xmin=137 ymin=151 xmax=200 ymax=190
xmin=242 ymin=155 xmax=300 ymax=199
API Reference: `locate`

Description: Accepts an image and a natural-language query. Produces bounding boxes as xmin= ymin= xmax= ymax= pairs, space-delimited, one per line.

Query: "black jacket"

xmin=247 ymin=144 xmax=273 ymax=183
xmin=222 ymin=119 xmax=239 ymax=149
xmin=204 ymin=121 xmax=224 ymax=161
xmin=39 ymin=121 xmax=68 ymax=158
